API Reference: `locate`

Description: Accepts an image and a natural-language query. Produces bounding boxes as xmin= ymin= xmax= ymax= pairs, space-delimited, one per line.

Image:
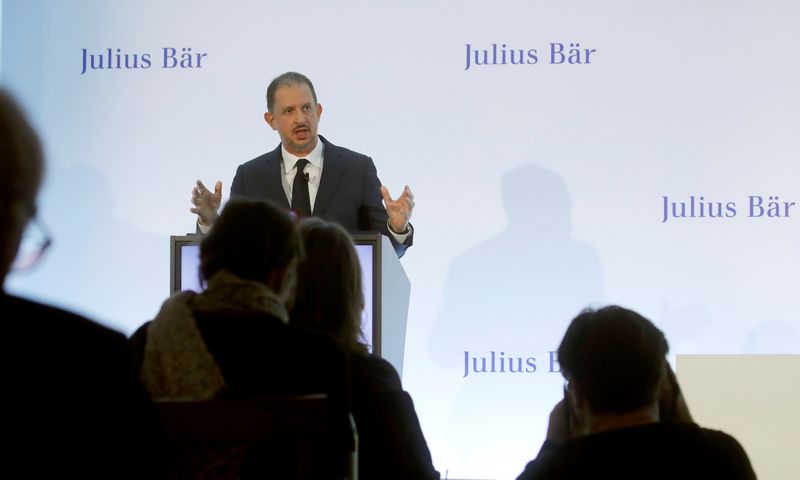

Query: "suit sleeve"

xmin=230 ymin=164 xmax=244 ymax=198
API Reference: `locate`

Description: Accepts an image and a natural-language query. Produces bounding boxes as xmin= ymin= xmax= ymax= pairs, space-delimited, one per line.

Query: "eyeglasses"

xmin=12 ymin=214 xmax=52 ymax=271
xmin=562 ymin=380 xmax=573 ymax=437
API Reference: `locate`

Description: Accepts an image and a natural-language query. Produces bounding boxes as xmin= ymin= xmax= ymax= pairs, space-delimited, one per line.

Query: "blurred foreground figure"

xmin=516 ymin=306 xmax=756 ymax=480
xmin=0 ymin=90 xmax=163 ymax=478
xmin=133 ymin=198 xmax=351 ymax=479
xmin=290 ymin=218 xmax=440 ymax=479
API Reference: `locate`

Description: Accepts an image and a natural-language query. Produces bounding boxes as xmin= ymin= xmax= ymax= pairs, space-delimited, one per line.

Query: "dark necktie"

xmin=291 ymin=158 xmax=312 ymax=217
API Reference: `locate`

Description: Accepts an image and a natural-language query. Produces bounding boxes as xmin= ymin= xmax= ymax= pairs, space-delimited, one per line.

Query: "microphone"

xmin=303 ymin=171 xmax=310 ymax=182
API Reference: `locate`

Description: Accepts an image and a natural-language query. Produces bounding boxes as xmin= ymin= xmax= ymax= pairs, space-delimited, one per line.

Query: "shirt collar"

xmin=281 ymin=137 xmax=324 ymax=173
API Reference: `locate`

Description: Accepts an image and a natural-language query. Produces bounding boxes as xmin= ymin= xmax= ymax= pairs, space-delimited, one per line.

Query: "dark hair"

xmin=290 ymin=218 xmax=366 ymax=355
xmin=0 ymin=90 xmax=43 ymax=208
xmin=266 ymin=72 xmax=318 ymax=113
xmin=558 ymin=306 xmax=669 ymax=414
xmin=200 ymin=198 xmax=303 ymax=284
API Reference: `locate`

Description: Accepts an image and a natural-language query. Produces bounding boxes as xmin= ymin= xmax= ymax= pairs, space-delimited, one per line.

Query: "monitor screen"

xmin=355 ymin=243 xmax=374 ymax=353
xmin=172 ymin=235 xmax=378 ymax=353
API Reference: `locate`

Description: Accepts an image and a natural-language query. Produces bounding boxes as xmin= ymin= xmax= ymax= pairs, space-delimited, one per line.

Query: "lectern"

xmin=170 ymin=233 xmax=411 ymax=376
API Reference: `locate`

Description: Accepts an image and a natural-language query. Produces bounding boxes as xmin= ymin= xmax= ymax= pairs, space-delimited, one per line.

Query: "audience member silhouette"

xmin=131 ymin=198 xmax=351 ymax=479
xmin=516 ymin=306 xmax=756 ymax=480
xmin=0 ymin=90 xmax=163 ymax=478
xmin=290 ymin=218 xmax=440 ymax=480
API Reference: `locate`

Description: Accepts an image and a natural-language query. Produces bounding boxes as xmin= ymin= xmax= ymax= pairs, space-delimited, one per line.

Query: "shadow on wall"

xmin=8 ymin=165 xmax=167 ymax=334
xmin=426 ymin=164 xmax=606 ymax=473
xmin=742 ymin=321 xmax=800 ymax=353
xmin=428 ymin=164 xmax=606 ymax=368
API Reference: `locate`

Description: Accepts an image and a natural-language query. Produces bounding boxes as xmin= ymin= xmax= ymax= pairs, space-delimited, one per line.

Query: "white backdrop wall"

xmin=3 ymin=1 xmax=799 ymax=478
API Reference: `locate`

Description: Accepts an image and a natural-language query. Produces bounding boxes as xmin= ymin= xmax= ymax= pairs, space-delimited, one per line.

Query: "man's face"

xmin=264 ymin=83 xmax=322 ymax=157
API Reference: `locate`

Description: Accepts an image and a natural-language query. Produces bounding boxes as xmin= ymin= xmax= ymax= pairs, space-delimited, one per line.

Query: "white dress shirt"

xmin=281 ymin=140 xmax=324 ymax=210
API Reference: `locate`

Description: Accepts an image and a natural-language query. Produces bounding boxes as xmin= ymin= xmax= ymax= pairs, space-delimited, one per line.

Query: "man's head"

xmin=0 ymin=91 xmax=44 ymax=286
xmin=200 ymin=198 xmax=304 ymax=301
xmin=558 ymin=306 xmax=669 ymax=415
xmin=264 ymin=72 xmax=322 ymax=157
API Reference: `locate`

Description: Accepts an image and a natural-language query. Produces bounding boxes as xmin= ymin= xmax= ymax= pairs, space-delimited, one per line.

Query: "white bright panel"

xmin=677 ymin=354 xmax=800 ymax=480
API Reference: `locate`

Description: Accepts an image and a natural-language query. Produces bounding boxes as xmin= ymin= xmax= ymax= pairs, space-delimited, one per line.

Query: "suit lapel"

xmin=314 ymin=136 xmax=345 ymax=217
xmin=261 ymin=143 xmax=290 ymax=209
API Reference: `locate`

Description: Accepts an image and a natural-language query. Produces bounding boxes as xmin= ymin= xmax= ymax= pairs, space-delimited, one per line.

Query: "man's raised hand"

xmin=190 ymin=180 xmax=222 ymax=226
xmin=380 ymin=185 xmax=414 ymax=234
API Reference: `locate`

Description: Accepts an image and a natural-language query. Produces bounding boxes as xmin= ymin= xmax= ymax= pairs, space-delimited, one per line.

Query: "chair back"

xmin=156 ymin=394 xmax=356 ymax=480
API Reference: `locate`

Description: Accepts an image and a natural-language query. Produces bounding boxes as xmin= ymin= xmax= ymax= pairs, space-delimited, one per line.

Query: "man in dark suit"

xmin=190 ymin=72 xmax=414 ymax=257
xmin=0 ymin=90 xmax=164 ymax=477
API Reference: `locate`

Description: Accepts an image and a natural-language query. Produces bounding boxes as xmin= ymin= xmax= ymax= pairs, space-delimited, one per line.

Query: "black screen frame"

xmin=169 ymin=232 xmax=383 ymax=356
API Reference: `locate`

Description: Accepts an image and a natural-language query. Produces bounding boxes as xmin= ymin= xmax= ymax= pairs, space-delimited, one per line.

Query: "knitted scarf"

xmin=141 ymin=269 xmax=288 ymax=400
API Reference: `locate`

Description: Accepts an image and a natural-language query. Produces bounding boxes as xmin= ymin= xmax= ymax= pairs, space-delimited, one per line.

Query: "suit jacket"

xmin=230 ymin=136 xmax=412 ymax=257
